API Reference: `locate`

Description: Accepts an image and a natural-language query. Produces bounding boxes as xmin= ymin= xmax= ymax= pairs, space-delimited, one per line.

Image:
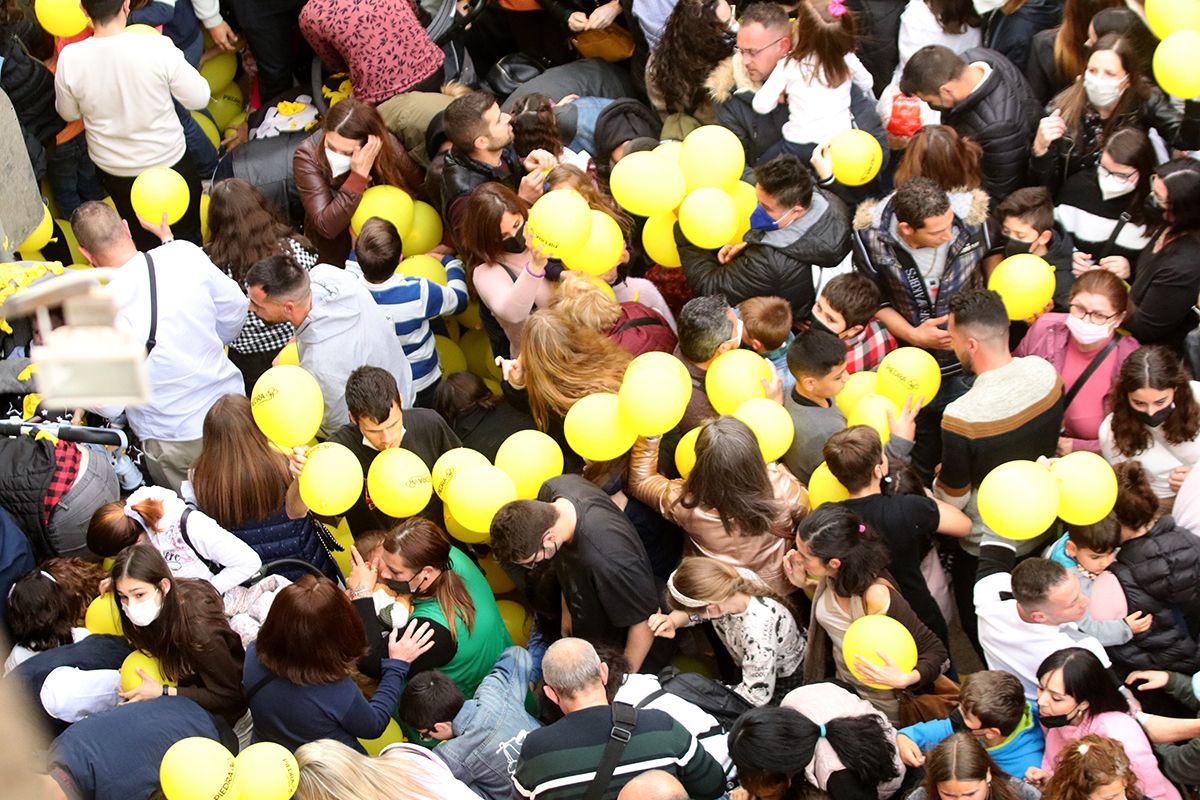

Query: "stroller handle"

xmin=0 ymin=419 xmax=128 ymax=449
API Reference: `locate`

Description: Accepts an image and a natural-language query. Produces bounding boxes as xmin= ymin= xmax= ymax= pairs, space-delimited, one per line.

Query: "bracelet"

xmin=161 ymin=237 xmax=174 ymax=244
xmin=162 ymin=684 xmax=170 ymax=697
xmin=349 ymin=588 xmax=371 ymax=600
xmin=687 ymin=613 xmax=704 ymax=627
xmin=525 ymin=263 xmax=546 ymax=279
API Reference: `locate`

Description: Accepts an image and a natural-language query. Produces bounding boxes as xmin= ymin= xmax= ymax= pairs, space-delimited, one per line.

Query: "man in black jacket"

xmin=676 ymin=155 xmax=851 ymax=322
xmin=900 ymin=46 xmax=1040 ymax=201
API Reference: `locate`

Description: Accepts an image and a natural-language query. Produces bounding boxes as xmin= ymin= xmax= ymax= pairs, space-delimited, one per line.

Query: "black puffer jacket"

xmin=440 ymin=146 xmax=522 ymax=217
xmin=0 ymin=436 xmax=57 ymax=559
xmin=675 ymin=189 xmax=851 ymax=321
xmin=931 ymin=47 xmax=1041 ymax=200
xmin=1108 ymin=516 xmax=1200 ymax=675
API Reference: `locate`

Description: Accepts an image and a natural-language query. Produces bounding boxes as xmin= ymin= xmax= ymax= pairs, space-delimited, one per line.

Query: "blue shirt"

xmin=900 ymin=702 xmax=1045 ymax=778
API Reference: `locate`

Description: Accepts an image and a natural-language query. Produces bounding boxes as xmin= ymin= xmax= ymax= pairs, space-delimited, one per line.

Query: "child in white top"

xmin=753 ymin=0 xmax=876 ymax=154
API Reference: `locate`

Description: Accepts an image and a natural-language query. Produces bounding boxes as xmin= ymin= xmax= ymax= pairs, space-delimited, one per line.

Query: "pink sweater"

xmin=1042 ymin=711 xmax=1180 ymax=800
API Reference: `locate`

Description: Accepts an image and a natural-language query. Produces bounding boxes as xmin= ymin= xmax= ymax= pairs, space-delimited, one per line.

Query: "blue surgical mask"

xmin=750 ymin=204 xmax=779 ymax=231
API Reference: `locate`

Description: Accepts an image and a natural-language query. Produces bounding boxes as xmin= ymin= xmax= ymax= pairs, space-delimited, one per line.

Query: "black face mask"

xmin=382 ymin=578 xmax=413 ymax=595
xmin=1002 ymin=235 xmax=1034 ymax=258
xmin=1039 ymin=704 xmax=1082 ymax=729
xmin=809 ymin=313 xmax=837 ymax=337
xmin=948 ymin=707 xmax=969 ymax=733
xmin=501 ymin=222 xmax=527 ymax=254
xmin=1132 ymin=404 xmax=1174 ymax=428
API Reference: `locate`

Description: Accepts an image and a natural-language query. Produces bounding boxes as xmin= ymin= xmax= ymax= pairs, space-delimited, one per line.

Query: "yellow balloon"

xmin=19 ymin=205 xmax=53 ymax=253
xmin=846 ymin=393 xmax=899 ymax=445
xmin=642 ymin=213 xmax=681 ymax=268
xmin=299 ymin=442 xmax=364 ymax=516
xmin=35 ymin=0 xmax=87 ymax=37
xmin=528 ymin=189 xmax=592 ymax=258
xmin=199 ymin=51 xmax=238 ymax=94
xmin=120 ymin=650 xmax=175 ymax=692
xmin=480 ymin=553 xmax=516 ymax=594
xmin=835 ymin=370 xmax=879 ymax=416
xmin=234 ymin=742 xmax=299 ymax=800
xmin=397 ymin=254 xmax=447 ymax=285
xmin=434 ymin=334 xmax=467 ymax=375
xmin=445 ymin=506 xmax=488 ymax=544
xmin=159 ymin=737 xmax=237 ymax=800
xmin=359 ymin=719 xmax=406 ymax=757
xmin=275 ymin=341 xmax=299 ymax=366
xmin=496 ymin=599 xmax=532 ymax=646
xmin=350 ymin=185 xmax=415 ymax=237
xmin=679 ymin=187 xmax=737 ymax=249
xmin=199 ymin=193 xmax=211 ymax=243
xmin=843 ymin=614 xmax=918 ymax=690
xmin=496 ymin=430 xmax=564 ymax=499
xmin=367 ymin=448 xmax=432 ymax=518
xmin=564 ymin=393 xmax=637 ymax=461
xmin=829 ymin=129 xmax=883 ymax=187
xmin=432 ymin=448 xmax=490 ymax=499
xmin=977 ymin=460 xmax=1059 ymax=540
xmin=809 ymin=462 xmax=850 ymax=508
xmin=680 ymin=125 xmax=746 ymax=191
xmin=655 ymin=140 xmax=683 ymax=162
xmin=675 ymin=425 xmax=704 ymax=478
xmin=207 ymin=83 xmax=244 ymax=130
xmin=402 ymin=201 xmax=445 ymax=256
xmin=85 ymin=592 xmax=121 ymax=634
xmin=330 ymin=516 xmax=354 ymax=578
xmin=563 ymin=210 xmax=625 ymax=276
xmin=250 ymin=365 xmax=324 ymax=447
xmin=988 ymin=253 xmax=1055 ymax=321
xmin=1154 ymin=31 xmax=1200 ymax=98
xmin=191 ymin=111 xmax=220 ymax=149
xmin=446 ymin=463 xmax=517 ymax=533
xmin=460 ymin=328 xmax=502 ymax=380
xmin=727 ymin=180 xmax=757 ymax=245
xmin=131 ymin=167 xmax=190 ymax=226
xmin=456 ymin=300 xmax=484 ymax=330
xmin=733 ymin=398 xmax=795 ymax=462
xmin=705 ymin=349 xmax=773 ymax=415
xmin=609 ymin=150 xmax=687 ymax=217
xmin=1051 ymin=451 xmax=1117 ymax=526
xmin=125 ymin=22 xmax=160 ymax=33
xmin=876 ymin=347 xmax=941 ymax=408
xmin=618 ymin=350 xmax=693 ymax=436
xmin=1146 ymin=0 xmax=1200 ymax=41
xmin=58 ymin=217 xmax=86 ymax=264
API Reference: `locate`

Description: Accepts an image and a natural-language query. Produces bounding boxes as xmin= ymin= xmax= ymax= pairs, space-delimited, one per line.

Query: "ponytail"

xmin=87 ymin=498 xmax=166 ymax=557
xmin=431 ymin=568 xmax=477 ymax=640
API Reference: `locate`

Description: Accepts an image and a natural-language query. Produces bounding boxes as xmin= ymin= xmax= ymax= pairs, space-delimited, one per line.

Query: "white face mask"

xmin=973 ymin=0 xmax=1005 ymax=13
xmin=1098 ymin=169 xmax=1136 ymax=200
xmin=325 ymin=147 xmax=353 ymax=178
xmin=1065 ymin=313 xmax=1114 ymax=346
xmin=1084 ymin=73 xmax=1125 ymax=109
xmin=124 ymin=592 xmax=163 ymax=627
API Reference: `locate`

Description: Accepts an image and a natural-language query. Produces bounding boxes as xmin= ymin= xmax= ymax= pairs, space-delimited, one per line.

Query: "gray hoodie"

xmin=297 ymin=264 xmax=414 ymax=436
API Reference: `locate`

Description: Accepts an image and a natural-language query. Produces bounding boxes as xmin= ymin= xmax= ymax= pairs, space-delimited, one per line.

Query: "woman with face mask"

xmin=1100 ymin=345 xmax=1200 ymax=501
xmin=458 ymin=183 xmax=555 ymax=359
xmin=1027 ymin=648 xmax=1180 ymax=800
xmin=1031 ymin=35 xmax=1200 ymax=195
xmin=293 ymin=98 xmax=425 ymax=266
xmin=111 ymin=544 xmax=247 ymax=727
xmin=1015 ymin=270 xmax=1139 ymax=455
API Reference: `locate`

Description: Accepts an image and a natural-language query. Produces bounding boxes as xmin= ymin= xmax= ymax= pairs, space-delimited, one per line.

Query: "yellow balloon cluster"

xmin=131 ymin=167 xmax=190 ymax=226
xmin=679 ymin=188 xmax=738 ymax=249
xmin=159 ymin=737 xmax=237 ymax=800
xmin=618 ymin=351 xmax=693 ymax=436
xmin=528 ymin=189 xmax=593 ymax=258
xmin=496 ymin=430 xmax=564 ymax=498
xmin=250 ymin=365 xmax=324 ymax=448
xmin=835 ymin=371 xmax=879 ymax=416
xmin=445 ymin=463 xmax=517 ymax=537
xmin=350 ymin=185 xmax=415 ymax=237
xmin=199 ymin=51 xmax=238 ymax=94
xmin=610 ymin=150 xmax=686 ymax=217
xmin=843 ymin=614 xmax=918 ymax=690
xmin=432 ymin=447 xmax=490 ymax=499
xmin=706 ymin=349 xmax=773 ymax=415
xmin=367 ymin=448 xmax=432 ymax=518
xmin=679 ymin=125 xmax=746 ymax=191
xmin=1050 ymin=451 xmax=1118 ymax=526
xmin=988 ymin=253 xmax=1055 ymax=321
xmin=299 ymin=442 xmax=363 ymax=516
xmin=734 ymin=398 xmax=795 ymax=462
xmin=563 ymin=210 xmax=625 ymax=276
xmin=977 ymin=460 xmax=1060 ymax=540
xmin=564 ymin=392 xmax=637 ymax=461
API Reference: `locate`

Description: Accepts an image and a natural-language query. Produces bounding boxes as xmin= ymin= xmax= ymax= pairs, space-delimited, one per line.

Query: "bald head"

xmin=542 ymin=638 xmax=603 ymax=699
xmin=617 ymin=771 xmax=688 ymax=800
xmin=71 ymin=201 xmax=132 ymax=266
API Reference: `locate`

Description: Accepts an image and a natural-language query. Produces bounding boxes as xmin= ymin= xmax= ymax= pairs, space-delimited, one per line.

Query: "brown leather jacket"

xmin=292 ymin=130 xmax=425 ymax=265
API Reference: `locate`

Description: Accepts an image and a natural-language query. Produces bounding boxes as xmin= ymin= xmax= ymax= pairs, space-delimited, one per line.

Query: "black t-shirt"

xmin=327 ymin=408 xmax=462 ymax=536
xmin=839 ymin=493 xmax=949 ymax=644
xmin=538 ymin=475 xmax=659 ymax=645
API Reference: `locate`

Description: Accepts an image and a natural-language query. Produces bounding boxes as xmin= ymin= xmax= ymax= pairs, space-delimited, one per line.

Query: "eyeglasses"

xmin=517 ymin=541 xmax=557 ymax=570
xmin=1098 ymin=163 xmax=1136 ymax=182
xmin=1069 ymin=303 xmax=1120 ymax=325
xmin=733 ymin=36 xmax=785 ymax=58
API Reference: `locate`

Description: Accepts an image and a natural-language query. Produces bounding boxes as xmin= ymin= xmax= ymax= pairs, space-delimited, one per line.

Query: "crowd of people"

xmin=4 ymin=0 xmax=1200 ymax=797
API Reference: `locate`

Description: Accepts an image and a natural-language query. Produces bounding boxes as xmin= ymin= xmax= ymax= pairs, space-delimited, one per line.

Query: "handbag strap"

xmin=144 ymin=252 xmax=158 ymax=355
xmin=583 ymin=703 xmax=638 ymax=800
xmin=1062 ymin=334 xmax=1121 ymax=410
xmin=1094 ymin=212 xmax=1132 ymax=262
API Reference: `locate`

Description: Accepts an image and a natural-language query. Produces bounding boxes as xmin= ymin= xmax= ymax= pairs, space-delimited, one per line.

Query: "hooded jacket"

xmin=296 ymin=264 xmax=415 ymax=436
xmin=676 ymin=190 xmax=851 ymax=321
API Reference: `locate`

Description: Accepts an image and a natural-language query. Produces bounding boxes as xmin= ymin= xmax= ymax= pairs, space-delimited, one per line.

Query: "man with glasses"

xmin=489 ymin=475 xmax=663 ymax=673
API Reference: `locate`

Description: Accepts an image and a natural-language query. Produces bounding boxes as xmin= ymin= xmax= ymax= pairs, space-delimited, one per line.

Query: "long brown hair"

xmin=666 ymin=557 xmax=791 ymax=611
xmin=1054 ymin=0 xmax=1124 ymax=82
xmin=1102 ymin=127 xmax=1156 ymax=228
xmin=791 ymin=0 xmax=858 ymax=88
xmin=205 ymin=179 xmax=310 ymax=284
xmin=432 ymin=371 xmax=501 ymax=428
xmin=191 ymin=394 xmax=292 ymax=530
xmin=520 ymin=309 xmax=631 ymax=431
xmin=1052 ymin=35 xmax=1148 ymax=158
xmin=510 ymin=93 xmax=564 ymax=160
xmin=649 ymin=0 xmax=735 ymax=113
xmin=679 ymin=417 xmax=787 ymax=537
xmin=110 ymin=544 xmax=232 ymax=683
xmin=43 ymin=557 xmax=105 ymax=626
xmin=382 ymin=519 xmax=476 ymax=640
xmin=322 ymin=99 xmax=417 ymax=194
xmin=923 ymin=733 xmax=1019 ymax=800
xmin=926 ymin=0 xmax=981 ymax=35
xmin=256 ymin=575 xmax=367 ymax=684
xmin=1107 ymin=346 xmax=1200 ymax=457
xmin=458 ymin=182 xmax=529 ymax=277
xmin=894 ymin=125 xmax=983 ymax=191
xmin=88 ymin=496 xmax=168 ymax=558
xmin=1042 ymin=735 xmax=1142 ymax=800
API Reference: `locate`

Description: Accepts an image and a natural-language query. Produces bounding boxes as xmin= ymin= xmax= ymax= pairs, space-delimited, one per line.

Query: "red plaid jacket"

xmin=844 ymin=318 xmax=897 ymax=374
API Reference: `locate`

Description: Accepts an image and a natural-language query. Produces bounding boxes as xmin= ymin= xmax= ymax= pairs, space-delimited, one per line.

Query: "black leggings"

xmin=97 ymin=151 xmax=203 ymax=251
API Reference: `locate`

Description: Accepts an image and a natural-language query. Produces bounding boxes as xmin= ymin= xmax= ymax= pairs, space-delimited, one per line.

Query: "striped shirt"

xmin=349 ymin=258 xmax=468 ymax=392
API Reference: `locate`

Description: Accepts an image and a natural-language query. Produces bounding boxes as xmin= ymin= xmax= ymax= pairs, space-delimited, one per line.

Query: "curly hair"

xmin=42 ymin=557 xmax=106 ymax=626
xmin=1042 ymin=735 xmax=1142 ymax=800
xmin=1106 ymin=346 xmax=1200 ymax=458
xmin=648 ymin=0 xmax=735 ymax=114
xmin=205 ymin=179 xmax=311 ymax=284
xmin=510 ymin=93 xmax=564 ymax=161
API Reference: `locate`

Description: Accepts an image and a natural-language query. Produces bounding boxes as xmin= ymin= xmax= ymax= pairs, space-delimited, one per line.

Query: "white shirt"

xmin=54 ymin=31 xmax=210 ymax=176
xmin=4 ymin=627 xmax=90 ymax=675
xmin=93 ymin=242 xmax=248 ymax=442
xmin=1099 ymin=383 xmax=1200 ymax=499
xmin=754 ymin=52 xmax=876 ymax=146
xmin=615 ymin=673 xmax=733 ymax=776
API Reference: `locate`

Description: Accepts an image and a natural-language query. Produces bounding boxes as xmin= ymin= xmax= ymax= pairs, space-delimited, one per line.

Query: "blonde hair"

xmin=666 ymin=557 xmax=786 ymax=611
xmin=295 ymin=740 xmax=453 ymax=800
xmin=551 ymin=272 xmax=622 ymax=333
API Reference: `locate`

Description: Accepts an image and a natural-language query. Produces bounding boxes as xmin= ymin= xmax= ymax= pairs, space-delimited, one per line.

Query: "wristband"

xmin=161 ymin=237 xmax=174 ymax=244
xmin=350 ymin=588 xmax=371 ymax=600
xmin=525 ymin=263 xmax=546 ymax=279
xmin=162 ymin=684 xmax=170 ymax=697
xmin=687 ymin=613 xmax=704 ymax=627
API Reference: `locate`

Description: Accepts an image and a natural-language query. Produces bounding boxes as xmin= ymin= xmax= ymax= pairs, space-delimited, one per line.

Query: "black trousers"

xmin=227 ymin=0 xmax=309 ymax=105
xmin=97 ymin=151 xmax=203 ymax=251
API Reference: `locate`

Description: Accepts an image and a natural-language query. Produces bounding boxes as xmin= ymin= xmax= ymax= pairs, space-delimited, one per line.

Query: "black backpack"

xmin=655 ymin=666 xmax=752 ymax=730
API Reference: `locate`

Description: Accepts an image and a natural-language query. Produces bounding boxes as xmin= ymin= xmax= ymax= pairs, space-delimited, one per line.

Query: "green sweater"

xmin=1152 ymin=671 xmax=1200 ymax=784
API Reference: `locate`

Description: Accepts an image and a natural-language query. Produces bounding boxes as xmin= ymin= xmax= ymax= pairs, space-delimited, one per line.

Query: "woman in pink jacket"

xmin=1014 ymin=270 xmax=1139 ymax=455
xmin=1029 ymin=648 xmax=1180 ymax=800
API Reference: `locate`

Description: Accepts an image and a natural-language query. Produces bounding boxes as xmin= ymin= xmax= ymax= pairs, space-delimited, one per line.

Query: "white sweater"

xmin=54 ymin=31 xmax=211 ymax=176
xmin=753 ymin=52 xmax=875 ymax=146
xmin=1099 ymin=382 xmax=1200 ymax=499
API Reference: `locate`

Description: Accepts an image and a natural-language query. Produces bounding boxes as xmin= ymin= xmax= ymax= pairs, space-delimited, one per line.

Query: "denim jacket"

xmin=434 ymin=646 xmax=541 ymax=800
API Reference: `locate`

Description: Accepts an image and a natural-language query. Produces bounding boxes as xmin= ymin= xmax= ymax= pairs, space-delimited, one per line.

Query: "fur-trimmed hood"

xmin=853 ymin=187 xmax=990 ymax=232
xmin=705 ymin=55 xmax=761 ymax=105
